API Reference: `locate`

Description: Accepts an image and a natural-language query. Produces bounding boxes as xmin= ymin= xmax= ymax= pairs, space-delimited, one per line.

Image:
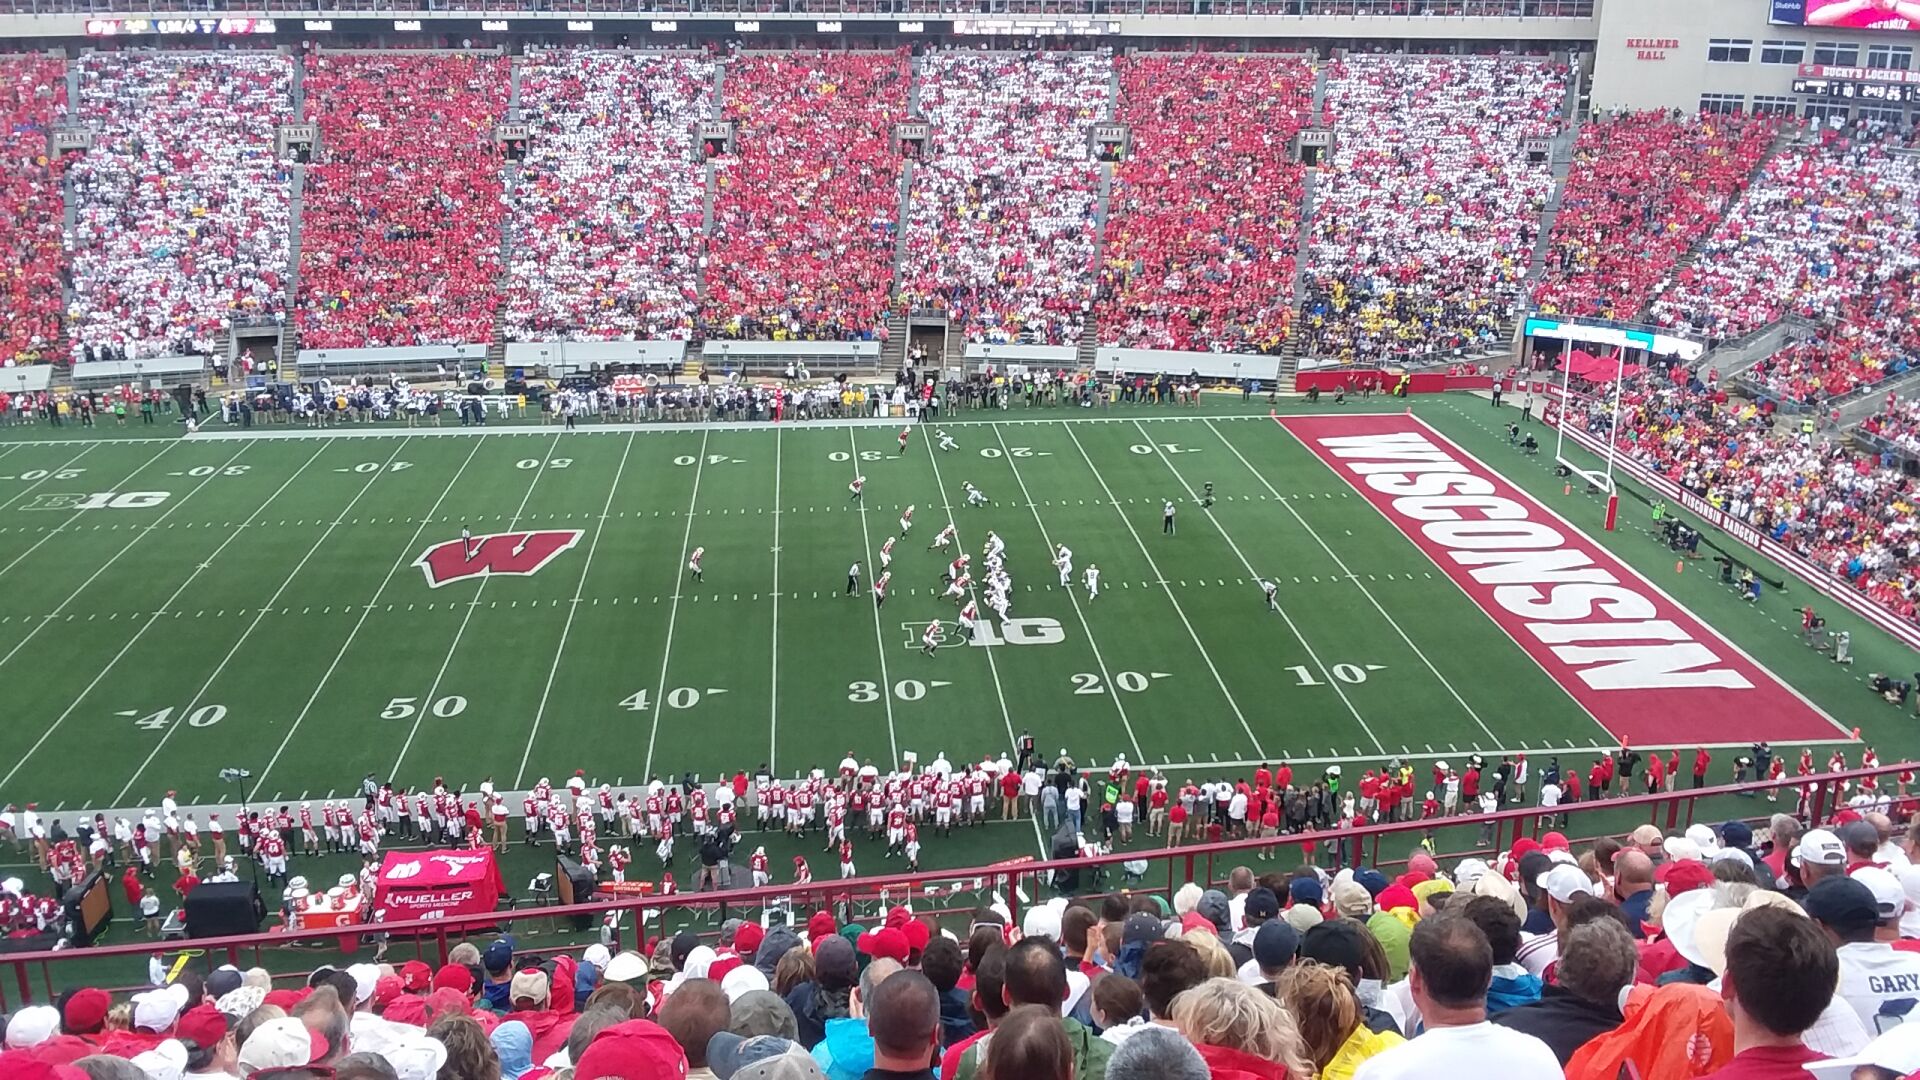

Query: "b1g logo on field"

xmin=21 ymin=491 xmax=170 ymax=511
xmin=415 ymin=530 xmax=583 ymax=588
xmin=903 ymin=617 xmax=1065 ymax=651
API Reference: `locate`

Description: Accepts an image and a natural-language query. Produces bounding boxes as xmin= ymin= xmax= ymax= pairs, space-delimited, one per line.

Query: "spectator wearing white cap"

xmin=4 ymin=1004 xmax=59 ymax=1049
xmin=1804 ymin=1019 xmax=1920 ymax=1080
xmin=1516 ymin=863 xmax=1596 ymax=978
xmin=132 ymin=983 xmax=191 ymax=1033
xmin=237 ymin=1015 xmax=328 ymax=1073
xmin=1790 ymin=829 xmax=1849 ymax=900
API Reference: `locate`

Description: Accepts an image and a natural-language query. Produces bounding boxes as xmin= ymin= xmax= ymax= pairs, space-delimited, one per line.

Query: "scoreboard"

xmin=1793 ymin=78 xmax=1920 ymax=103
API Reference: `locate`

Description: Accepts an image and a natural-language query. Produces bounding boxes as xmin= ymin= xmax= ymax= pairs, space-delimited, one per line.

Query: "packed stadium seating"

xmin=1649 ymin=122 xmax=1920 ymax=344
xmin=900 ymin=49 xmax=1109 ymax=346
xmin=1533 ymin=110 xmax=1779 ymax=323
xmin=1745 ymin=285 xmax=1919 ymax=405
xmin=65 ymin=52 xmax=293 ymax=361
xmin=1861 ymin=393 xmax=1920 ymax=459
xmin=703 ymin=50 xmax=909 ymax=342
xmin=1297 ymin=55 xmax=1564 ymax=365
xmin=296 ymin=52 xmax=509 ymax=350
xmin=0 ymin=56 xmax=67 ymax=367
xmin=503 ymin=50 xmax=712 ymax=343
xmin=1565 ymin=364 xmax=1920 ymax=626
xmin=1094 ymin=53 xmax=1313 ymax=355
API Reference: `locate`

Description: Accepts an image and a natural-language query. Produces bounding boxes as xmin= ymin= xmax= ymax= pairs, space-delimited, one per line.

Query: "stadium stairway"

xmin=284 ymin=161 xmax=306 ymax=368
xmin=1523 ymin=127 xmax=1577 ymax=286
xmin=883 ymin=310 xmax=908 ymax=372
xmin=1637 ymin=122 xmax=1803 ymax=324
xmin=1311 ymin=57 xmax=1328 ymax=119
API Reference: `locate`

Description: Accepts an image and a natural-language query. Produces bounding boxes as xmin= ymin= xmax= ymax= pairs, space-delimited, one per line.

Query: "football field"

xmin=0 ymin=396 xmax=1886 ymax=827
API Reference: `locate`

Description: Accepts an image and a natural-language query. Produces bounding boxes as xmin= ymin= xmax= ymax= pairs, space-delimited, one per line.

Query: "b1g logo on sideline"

xmin=902 ymin=617 xmax=1065 ymax=650
xmin=21 ymin=491 xmax=170 ymax=511
xmin=415 ymin=530 xmax=583 ymax=588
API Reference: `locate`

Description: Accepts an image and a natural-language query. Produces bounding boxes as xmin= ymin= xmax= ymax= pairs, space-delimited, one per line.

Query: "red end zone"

xmin=1277 ymin=413 xmax=1846 ymax=747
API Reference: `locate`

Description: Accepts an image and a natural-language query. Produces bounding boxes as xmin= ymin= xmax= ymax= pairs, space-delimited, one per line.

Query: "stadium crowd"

xmin=1094 ymin=54 xmax=1313 ymax=355
xmin=704 ymin=51 xmax=909 ymax=343
xmin=1297 ymin=55 xmax=1564 ymax=365
xmin=1649 ymin=121 xmax=1920 ymax=348
xmin=900 ymin=49 xmax=1108 ymax=346
xmin=296 ymin=53 xmax=508 ymax=350
xmin=1557 ymin=360 xmax=1920 ymax=628
xmin=1533 ymin=110 xmax=1778 ymax=323
xmin=64 ymin=52 xmax=293 ymax=361
xmin=4 ymin=747 xmax=1920 ymax=1080
xmin=504 ymin=50 xmax=712 ymax=343
xmin=0 ymin=56 xmax=68 ymax=368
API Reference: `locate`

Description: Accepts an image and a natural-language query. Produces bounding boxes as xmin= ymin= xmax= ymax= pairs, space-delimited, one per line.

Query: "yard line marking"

xmin=1131 ymin=419 xmax=1380 ymax=754
xmin=116 ymin=439 xmax=416 ymax=804
xmin=1211 ymin=418 xmax=1502 ymax=746
xmin=254 ymin=437 xmax=489 ymax=792
xmin=769 ymin=426 xmax=784 ymax=771
xmin=0 ymin=443 xmax=321 ymax=789
xmin=990 ymin=424 xmax=1143 ymax=762
xmin=1061 ymin=423 xmax=1270 ymax=759
xmin=393 ymin=433 xmax=566 ymax=780
xmin=0 ymin=443 xmax=104 ymax=515
xmin=847 ymin=428 xmax=899 ymax=766
xmin=0 ymin=442 xmax=177 ymax=584
xmin=923 ymin=424 xmax=1043 ymax=854
xmin=515 ymin=431 xmax=636 ymax=787
xmin=0 ymin=442 xmax=253 ymax=678
xmin=641 ymin=428 xmax=712 ymax=780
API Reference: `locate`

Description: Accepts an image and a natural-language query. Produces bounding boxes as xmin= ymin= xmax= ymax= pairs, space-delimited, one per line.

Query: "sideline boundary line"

xmin=1210 ymin=416 xmax=1505 ymax=746
xmin=253 ymin=437 xmax=490 ymax=792
xmin=0 ymin=443 xmax=327 ymax=790
xmin=1406 ymin=410 xmax=1854 ymax=744
xmin=1060 ymin=422 xmax=1269 ymax=761
xmin=116 ymin=438 xmax=417 ymax=803
xmin=515 ymin=431 xmax=638 ymax=787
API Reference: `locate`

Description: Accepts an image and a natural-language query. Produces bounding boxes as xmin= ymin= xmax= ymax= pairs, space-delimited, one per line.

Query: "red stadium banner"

xmin=372 ymin=849 xmax=506 ymax=923
xmin=1803 ymin=0 xmax=1920 ymax=32
xmin=1278 ymin=412 xmax=1846 ymax=746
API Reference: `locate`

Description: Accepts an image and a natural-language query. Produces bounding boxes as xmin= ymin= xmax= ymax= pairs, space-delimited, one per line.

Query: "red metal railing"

xmin=0 ymin=762 xmax=1898 ymax=1008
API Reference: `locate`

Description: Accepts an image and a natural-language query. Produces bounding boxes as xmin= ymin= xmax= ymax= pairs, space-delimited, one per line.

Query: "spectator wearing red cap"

xmin=574 ymin=1017 xmax=690 ymax=1080
xmin=176 ymin=1002 xmax=235 ymax=1077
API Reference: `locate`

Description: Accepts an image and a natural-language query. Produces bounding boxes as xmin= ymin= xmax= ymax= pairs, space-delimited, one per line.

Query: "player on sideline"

xmin=899 ymin=504 xmax=914 ymax=534
xmin=898 ymin=426 xmax=912 ymax=454
xmin=922 ymin=619 xmax=942 ymax=656
xmin=958 ymin=600 xmax=978 ymax=640
xmin=847 ymin=561 xmax=861 ymax=596
xmin=937 ymin=430 xmax=958 ymax=453
xmin=1054 ymin=544 xmax=1073 ymax=587
xmin=929 ymin=522 xmax=956 ymax=551
xmin=1261 ymin=579 xmax=1279 ymax=612
xmin=1163 ymin=500 xmax=1177 ymax=535
xmin=688 ymin=546 xmax=704 ymax=582
xmin=879 ymin=535 xmax=895 ymax=570
xmin=849 ymin=475 xmax=865 ymax=502
xmin=873 ymin=570 xmax=891 ymax=609
xmin=965 ymin=482 xmax=989 ymax=507
xmin=1084 ymin=563 xmax=1100 ymax=600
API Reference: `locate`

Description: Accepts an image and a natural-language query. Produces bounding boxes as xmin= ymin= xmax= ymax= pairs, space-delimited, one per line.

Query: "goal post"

xmin=1549 ymin=345 xmax=1628 ymax=499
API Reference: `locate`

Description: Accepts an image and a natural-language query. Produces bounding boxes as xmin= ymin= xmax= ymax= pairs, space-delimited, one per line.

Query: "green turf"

xmin=0 ymin=393 xmax=1898 ymax=825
